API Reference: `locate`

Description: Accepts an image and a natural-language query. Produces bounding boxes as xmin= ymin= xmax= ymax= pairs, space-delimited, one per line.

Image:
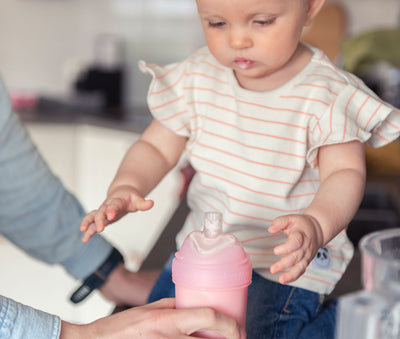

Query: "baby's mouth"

xmin=234 ymin=58 xmax=255 ymax=69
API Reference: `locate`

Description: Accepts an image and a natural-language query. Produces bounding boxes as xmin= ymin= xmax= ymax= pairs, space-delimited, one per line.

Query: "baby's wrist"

xmin=107 ymin=183 xmax=139 ymax=197
xmin=303 ymin=213 xmax=325 ymax=246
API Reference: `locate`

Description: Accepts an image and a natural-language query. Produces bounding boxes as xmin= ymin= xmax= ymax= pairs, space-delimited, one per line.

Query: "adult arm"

xmin=60 ymin=298 xmax=243 ymax=339
xmin=1 ymin=297 xmax=243 ymax=339
xmin=0 ymin=78 xmax=112 ymax=279
xmin=0 ymin=79 xmax=123 ymax=336
xmin=0 ymin=295 xmax=60 ymax=339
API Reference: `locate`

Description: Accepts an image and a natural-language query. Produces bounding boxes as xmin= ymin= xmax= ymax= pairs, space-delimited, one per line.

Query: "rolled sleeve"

xmin=0 ymin=295 xmax=60 ymax=339
xmin=0 ymin=78 xmax=113 ymax=280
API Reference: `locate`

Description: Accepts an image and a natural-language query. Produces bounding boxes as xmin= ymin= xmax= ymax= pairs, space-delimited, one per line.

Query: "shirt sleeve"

xmin=0 ymin=78 xmax=113 ymax=280
xmin=307 ymin=84 xmax=399 ymax=167
xmin=138 ymin=60 xmax=191 ymax=137
xmin=0 ymin=295 xmax=60 ymax=339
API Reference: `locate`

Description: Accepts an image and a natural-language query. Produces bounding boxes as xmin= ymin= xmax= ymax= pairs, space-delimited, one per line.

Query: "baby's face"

xmin=195 ymin=0 xmax=323 ymax=90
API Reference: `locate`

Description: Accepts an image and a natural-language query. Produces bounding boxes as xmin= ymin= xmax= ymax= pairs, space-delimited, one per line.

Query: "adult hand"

xmin=99 ymin=263 xmax=160 ymax=306
xmin=60 ymin=298 xmax=245 ymax=339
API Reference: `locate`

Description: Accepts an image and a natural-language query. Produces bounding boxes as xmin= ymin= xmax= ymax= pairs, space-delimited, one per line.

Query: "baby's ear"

xmin=304 ymin=0 xmax=326 ymax=27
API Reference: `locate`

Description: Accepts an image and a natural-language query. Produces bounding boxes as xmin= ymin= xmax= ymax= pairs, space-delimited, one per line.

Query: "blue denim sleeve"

xmin=0 ymin=79 xmax=113 ymax=280
xmin=0 ymin=295 xmax=61 ymax=339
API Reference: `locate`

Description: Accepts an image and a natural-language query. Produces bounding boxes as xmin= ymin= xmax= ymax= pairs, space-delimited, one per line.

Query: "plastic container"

xmin=336 ymin=229 xmax=400 ymax=339
xmin=172 ymin=212 xmax=252 ymax=338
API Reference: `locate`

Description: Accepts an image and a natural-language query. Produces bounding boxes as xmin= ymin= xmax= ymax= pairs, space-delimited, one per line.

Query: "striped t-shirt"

xmin=139 ymin=45 xmax=400 ymax=295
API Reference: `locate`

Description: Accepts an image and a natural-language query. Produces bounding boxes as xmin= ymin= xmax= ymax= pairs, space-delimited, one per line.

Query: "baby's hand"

xmin=80 ymin=185 xmax=154 ymax=243
xmin=268 ymin=214 xmax=324 ymax=284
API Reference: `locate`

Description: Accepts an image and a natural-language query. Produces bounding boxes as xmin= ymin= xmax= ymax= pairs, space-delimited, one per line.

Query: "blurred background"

xmin=0 ymin=0 xmax=398 ymax=110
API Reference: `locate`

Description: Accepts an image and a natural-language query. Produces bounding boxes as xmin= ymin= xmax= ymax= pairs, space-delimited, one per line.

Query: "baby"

xmin=81 ymin=0 xmax=400 ymax=337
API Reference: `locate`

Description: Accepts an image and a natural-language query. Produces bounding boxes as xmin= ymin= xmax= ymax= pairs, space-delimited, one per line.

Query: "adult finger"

xmin=145 ymin=298 xmax=176 ymax=310
xmin=176 ymin=308 xmax=242 ymax=339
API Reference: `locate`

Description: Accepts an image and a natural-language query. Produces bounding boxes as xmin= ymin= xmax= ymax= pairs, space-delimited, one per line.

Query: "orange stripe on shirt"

xmin=159 ymin=110 xmax=188 ymax=122
xmin=183 ymin=86 xmax=235 ymax=99
xmin=187 ymin=111 xmax=307 ymax=144
xmin=247 ymin=252 xmax=275 ymax=257
xmin=343 ymin=89 xmax=358 ymax=141
xmin=197 ymin=170 xmax=317 ymax=199
xmin=295 ymin=83 xmax=338 ymax=96
xmin=199 ymin=129 xmax=306 ymax=160
xmin=196 ymin=181 xmax=306 ymax=213
xmin=386 ymin=120 xmax=400 ymax=130
xmin=241 ymin=234 xmax=284 ymax=244
xmin=191 ymin=191 xmax=274 ymax=223
xmin=322 ymin=97 xmax=337 ymax=144
xmin=236 ymin=99 xmax=319 ymax=119
xmin=189 ymin=151 xmax=297 ymax=185
xmin=154 ymin=62 xmax=183 ymax=80
xmin=364 ymin=103 xmax=383 ymax=130
xmin=355 ymin=96 xmax=370 ymax=137
xmin=187 ymin=72 xmax=229 ymax=85
xmin=151 ymin=95 xmax=184 ymax=110
xmin=331 ymin=254 xmax=352 ymax=263
xmin=150 ymin=70 xmax=187 ymax=95
xmin=189 ymin=97 xmax=309 ymax=130
xmin=200 ymin=61 xmax=226 ymax=72
xmin=306 ymin=73 xmax=347 ymax=85
xmin=194 ymin=141 xmax=305 ymax=171
xmin=375 ymin=132 xmax=390 ymax=142
xmin=302 ymin=275 xmax=335 ymax=286
xmin=280 ymin=95 xmax=330 ymax=106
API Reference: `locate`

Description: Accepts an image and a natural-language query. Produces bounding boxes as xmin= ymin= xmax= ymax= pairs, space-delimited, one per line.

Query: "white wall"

xmin=337 ymin=0 xmax=400 ymax=36
xmin=0 ymin=0 xmax=204 ymax=107
xmin=0 ymin=0 xmax=399 ymax=109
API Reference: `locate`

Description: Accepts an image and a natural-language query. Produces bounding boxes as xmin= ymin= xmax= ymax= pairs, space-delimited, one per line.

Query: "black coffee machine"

xmin=74 ymin=34 xmax=124 ymax=110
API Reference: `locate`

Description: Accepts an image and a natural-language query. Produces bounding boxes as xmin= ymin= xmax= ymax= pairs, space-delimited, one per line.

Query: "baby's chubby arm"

xmin=268 ymin=140 xmax=366 ymax=284
xmin=81 ymin=119 xmax=187 ymax=242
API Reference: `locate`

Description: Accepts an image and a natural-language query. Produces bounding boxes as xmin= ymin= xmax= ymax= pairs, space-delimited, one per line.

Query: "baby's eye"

xmin=254 ymin=17 xmax=276 ymax=26
xmin=208 ymin=21 xmax=226 ymax=28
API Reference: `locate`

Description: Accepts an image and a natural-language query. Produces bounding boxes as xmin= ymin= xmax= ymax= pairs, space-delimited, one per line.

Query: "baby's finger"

xmin=270 ymin=247 xmax=305 ymax=274
xmin=136 ymin=198 xmax=154 ymax=211
xmin=104 ymin=198 xmax=129 ymax=220
xmin=268 ymin=215 xmax=290 ymax=234
xmin=273 ymin=232 xmax=304 ymax=256
xmin=81 ymin=223 xmax=98 ymax=243
xmin=278 ymin=260 xmax=309 ymax=284
xmin=94 ymin=204 xmax=112 ymax=232
xmin=80 ymin=210 xmax=97 ymax=232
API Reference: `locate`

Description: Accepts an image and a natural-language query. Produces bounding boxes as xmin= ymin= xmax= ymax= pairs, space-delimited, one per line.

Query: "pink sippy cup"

xmin=172 ymin=211 xmax=252 ymax=338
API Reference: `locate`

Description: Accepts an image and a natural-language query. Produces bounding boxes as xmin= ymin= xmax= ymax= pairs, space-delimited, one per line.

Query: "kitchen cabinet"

xmin=0 ymin=120 xmax=181 ymax=323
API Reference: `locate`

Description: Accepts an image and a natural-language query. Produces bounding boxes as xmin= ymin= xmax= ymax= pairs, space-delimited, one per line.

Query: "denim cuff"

xmin=61 ymin=234 xmax=113 ymax=280
xmin=0 ymin=295 xmax=60 ymax=339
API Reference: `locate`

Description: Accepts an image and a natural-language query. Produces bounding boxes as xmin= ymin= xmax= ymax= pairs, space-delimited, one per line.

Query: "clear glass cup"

xmin=336 ymin=228 xmax=400 ymax=339
xmin=360 ymin=228 xmax=400 ymax=296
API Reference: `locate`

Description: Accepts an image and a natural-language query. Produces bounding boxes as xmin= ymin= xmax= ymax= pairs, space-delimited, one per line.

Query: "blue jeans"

xmin=148 ymin=255 xmax=337 ymax=339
